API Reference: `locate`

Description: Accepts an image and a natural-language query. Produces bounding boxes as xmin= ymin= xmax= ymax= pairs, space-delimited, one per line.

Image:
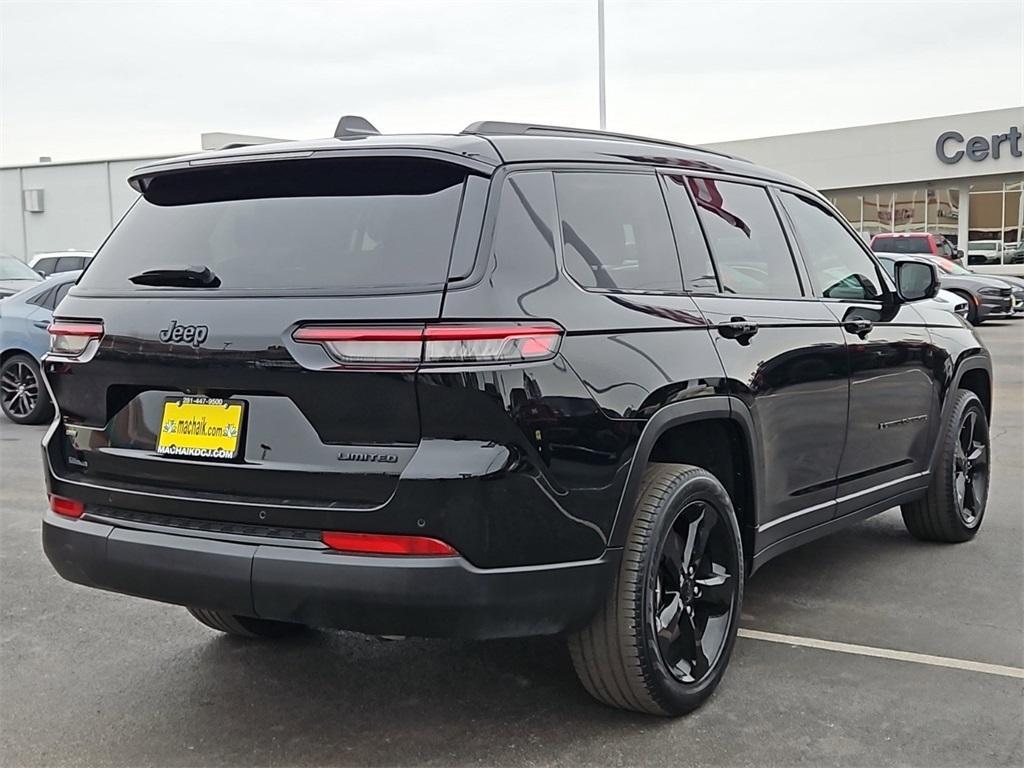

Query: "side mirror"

xmin=894 ymin=260 xmax=940 ymax=301
xmin=954 ymin=249 xmax=964 ymax=260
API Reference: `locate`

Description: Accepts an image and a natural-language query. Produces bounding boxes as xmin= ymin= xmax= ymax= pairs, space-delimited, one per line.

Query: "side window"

xmin=34 ymin=258 xmax=56 ymax=277
xmin=555 ymin=172 xmax=682 ymax=292
xmin=660 ymin=175 xmax=718 ymax=292
xmin=687 ymin=178 xmax=802 ymax=298
xmin=779 ymin=192 xmax=884 ymax=301
xmin=27 ymin=286 xmax=55 ymax=308
xmin=491 ymin=172 xmax=558 ymax=278
xmin=55 ymin=256 xmax=79 ymax=273
xmin=51 ymin=283 xmax=73 ymax=309
xmin=878 ymin=258 xmax=896 ymax=280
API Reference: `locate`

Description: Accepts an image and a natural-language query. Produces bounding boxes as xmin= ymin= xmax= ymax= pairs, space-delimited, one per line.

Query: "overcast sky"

xmin=1 ymin=0 xmax=1021 ymax=165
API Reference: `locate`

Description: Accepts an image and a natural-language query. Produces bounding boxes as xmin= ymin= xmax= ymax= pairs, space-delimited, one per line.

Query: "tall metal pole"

xmin=597 ymin=0 xmax=606 ymax=129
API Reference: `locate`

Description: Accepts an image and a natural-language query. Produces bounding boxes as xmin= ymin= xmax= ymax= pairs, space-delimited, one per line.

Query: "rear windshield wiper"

xmin=128 ymin=265 xmax=221 ymax=288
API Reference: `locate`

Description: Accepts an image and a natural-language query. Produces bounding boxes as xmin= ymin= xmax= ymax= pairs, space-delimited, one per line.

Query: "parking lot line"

xmin=738 ymin=628 xmax=1024 ymax=680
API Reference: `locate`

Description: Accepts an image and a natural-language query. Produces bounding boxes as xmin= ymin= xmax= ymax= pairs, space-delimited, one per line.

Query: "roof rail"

xmin=460 ymin=121 xmax=741 ymax=161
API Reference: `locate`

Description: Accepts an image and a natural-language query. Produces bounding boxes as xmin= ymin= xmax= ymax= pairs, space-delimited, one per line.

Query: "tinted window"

xmin=871 ymin=236 xmax=930 ymax=254
xmin=78 ymin=158 xmax=468 ymax=294
xmin=555 ymin=172 xmax=682 ymax=292
xmin=780 ymin=192 xmax=883 ymax=300
xmin=55 ymin=256 xmax=81 ymax=273
xmin=661 ymin=175 xmax=718 ymax=292
xmin=34 ymin=258 xmax=57 ymax=276
xmin=491 ymin=172 xmax=558 ymax=283
xmin=27 ymin=286 xmax=56 ymax=307
xmin=688 ymin=179 xmax=801 ymax=297
xmin=51 ymin=282 xmax=73 ymax=308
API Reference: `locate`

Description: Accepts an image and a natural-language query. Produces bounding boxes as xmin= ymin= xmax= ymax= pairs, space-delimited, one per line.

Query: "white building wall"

xmin=0 ymin=155 xmax=173 ymax=261
xmin=20 ymin=162 xmax=112 ymax=257
xmin=703 ymin=107 xmax=1023 ymax=191
xmin=0 ymin=169 xmax=26 ymax=258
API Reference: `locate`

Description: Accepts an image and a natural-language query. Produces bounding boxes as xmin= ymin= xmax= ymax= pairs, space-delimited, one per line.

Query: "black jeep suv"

xmin=42 ymin=119 xmax=992 ymax=716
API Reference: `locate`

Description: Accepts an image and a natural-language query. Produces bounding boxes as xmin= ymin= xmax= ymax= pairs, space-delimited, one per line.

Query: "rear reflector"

xmin=293 ymin=322 xmax=563 ymax=368
xmin=321 ymin=531 xmax=458 ymax=557
xmin=48 ymin=320 xmax=104 ymax=358
xmin=49 ymin=495 xmax=84 ymax=518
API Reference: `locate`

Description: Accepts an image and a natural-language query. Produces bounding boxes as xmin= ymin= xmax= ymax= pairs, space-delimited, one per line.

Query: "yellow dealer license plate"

xmin=157 ymin=396 xmax=245 ymax=460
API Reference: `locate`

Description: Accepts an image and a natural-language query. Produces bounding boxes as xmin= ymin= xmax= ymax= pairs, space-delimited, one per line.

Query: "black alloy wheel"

xmin=569 ymin=464 xmax=743 ymax=716
xmin=902 ymin=389 xmax=989 ymax=542
xmin=653 ymin=499 xmax=737 ymax=684
xmin=1 ymin=354 xmax=53 ymax=425
xmin=953 ymin=406 xmax=988 ymax=527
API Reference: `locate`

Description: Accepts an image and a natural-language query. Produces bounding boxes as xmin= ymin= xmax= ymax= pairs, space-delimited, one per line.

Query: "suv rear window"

xmin=871 ymin=236 xmax=931 ymax=254
xmin=78 ymin=158 xmax=469 ymax=294
xmin=555 ymin=172 xmax=682 ymax=292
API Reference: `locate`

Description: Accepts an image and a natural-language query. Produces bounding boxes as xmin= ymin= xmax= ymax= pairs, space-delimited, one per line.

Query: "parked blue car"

xmin=0 ymin=271 xmax=80 ymax=424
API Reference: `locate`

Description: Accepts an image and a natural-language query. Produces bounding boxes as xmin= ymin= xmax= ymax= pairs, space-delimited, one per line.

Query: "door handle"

xmin=33 ymin=321 xmax=50 ymax=329
xmin=718 ymin=317 xmax=759 ymax=345
xmin=843 ymin=319 xmax=874 ymax=338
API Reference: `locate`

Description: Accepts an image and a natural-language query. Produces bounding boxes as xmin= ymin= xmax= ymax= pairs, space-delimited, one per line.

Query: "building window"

xmin=968 ymin=177 xmax=1024 ymax=264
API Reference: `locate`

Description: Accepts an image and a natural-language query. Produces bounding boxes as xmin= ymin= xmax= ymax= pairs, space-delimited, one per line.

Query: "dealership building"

xmin=2 ymin=107 xmax=1021 ymax=267
xmin=705 ymin=107 xmax=1023 ymax=264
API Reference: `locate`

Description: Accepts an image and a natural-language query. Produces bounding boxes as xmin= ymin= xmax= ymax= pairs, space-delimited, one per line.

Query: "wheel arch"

xmin=1 ymin=348 xmax=38 ymax=366
xmin=609 ymin=396 xmax=763 ymax=567
xmin=928 ymin=354 xmax=992 ymax=473
xmin=956 ymin=364 xmax=991 ymax=420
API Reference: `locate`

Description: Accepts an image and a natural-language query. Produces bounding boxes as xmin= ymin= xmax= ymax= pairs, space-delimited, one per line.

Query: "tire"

xmin=952 ymin=291 xmax=980 ymax=325
xmin=901 ymin=390 xmax=989 ymax=543
xmin=568 ymin=463 xmax=744 ymax=716
xmin=187 ymin=607 xmax=306 ymax=639
xmin=0 ymin=353 xmax=53 ymax=425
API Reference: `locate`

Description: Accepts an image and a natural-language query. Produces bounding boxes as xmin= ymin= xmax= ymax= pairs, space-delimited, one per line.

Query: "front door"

xmin=776 ymin=189 xmax=938 ymax=515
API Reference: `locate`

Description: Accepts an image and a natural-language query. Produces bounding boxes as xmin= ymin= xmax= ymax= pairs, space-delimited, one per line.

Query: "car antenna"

xmin=334 ymin=115 xmax=380 ymax=139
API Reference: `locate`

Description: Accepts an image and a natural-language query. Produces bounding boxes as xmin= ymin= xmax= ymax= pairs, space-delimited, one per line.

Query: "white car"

xmin=966 ymin=240 xmax=1003 ymax=266
xmin=925 ymin=288 xmax=970 ymax=319
xmin=876 ymin=256 xmax=969 ymax=319
xmin=28 ymin=250 xmax=94 ymax=277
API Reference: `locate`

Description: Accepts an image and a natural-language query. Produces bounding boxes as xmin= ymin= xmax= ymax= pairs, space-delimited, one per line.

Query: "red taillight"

xmin=293 ymin=322 xmax=563 ymax=368
xmin=423 ymin=324 xmax=562 ymax=364
xmin=49 ymin=495 xmax=84 ymax=518
xmin=321 ymin=531 xmax=458 ymax=557
xmin=48 ymin=320 xmax=104 ymax=358
xmin=293 ymin=325 xmax=424 ymax=368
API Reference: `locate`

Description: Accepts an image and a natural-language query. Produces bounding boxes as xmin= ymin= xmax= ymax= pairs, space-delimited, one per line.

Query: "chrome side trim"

xmin=835 ymin=471 xmax=929 ymax=506
xmin=758 ymin=471 xmax=930 ymax=533
xmin=758 ymin=499 xmax=835 ymax=533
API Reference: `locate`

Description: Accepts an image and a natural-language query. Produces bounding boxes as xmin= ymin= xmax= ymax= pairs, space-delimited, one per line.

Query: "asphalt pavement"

xmin=1 ymin=321 xmax=1021 ymax=767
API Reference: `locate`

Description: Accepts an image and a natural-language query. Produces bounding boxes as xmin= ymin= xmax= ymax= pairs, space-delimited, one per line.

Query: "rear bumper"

xmin=42 ymin=511 xmax=619 ymax=639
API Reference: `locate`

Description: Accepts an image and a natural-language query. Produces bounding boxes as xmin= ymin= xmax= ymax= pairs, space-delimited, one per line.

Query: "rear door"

xmin=46 ymin=156 xmax=483 ymax=525
xmin=777 ymin=189 xmax=938 ymax=514
xmin=671 ymin=175 xmax=850 ymax=544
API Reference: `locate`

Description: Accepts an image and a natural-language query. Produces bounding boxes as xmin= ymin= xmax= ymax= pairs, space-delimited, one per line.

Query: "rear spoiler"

xmin=128 ymin=147 xmax=496 ymax=194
